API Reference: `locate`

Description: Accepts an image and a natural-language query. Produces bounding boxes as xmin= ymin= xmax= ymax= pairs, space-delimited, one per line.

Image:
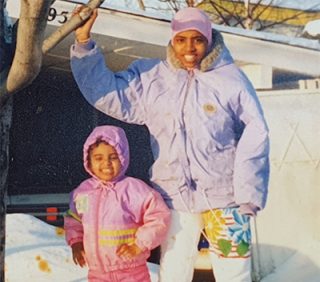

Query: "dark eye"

xmin=195 ymin=37 xmax=205 ymax=44
xmin=94 ymin=156 xmax=103 ymax=161
xmin=175 ymin=37 xmax=185 ymax=44
xmin=110 ymin=154 xmax=119 ymax=161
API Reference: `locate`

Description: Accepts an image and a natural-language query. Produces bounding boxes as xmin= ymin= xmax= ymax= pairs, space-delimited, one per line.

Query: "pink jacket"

xmin=64 ymin=126 xmax=170 ymax=272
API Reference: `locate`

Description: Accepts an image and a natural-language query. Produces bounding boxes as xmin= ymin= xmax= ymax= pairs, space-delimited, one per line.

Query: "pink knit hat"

xmin=171 ymin=7 xmax=212 ymax=46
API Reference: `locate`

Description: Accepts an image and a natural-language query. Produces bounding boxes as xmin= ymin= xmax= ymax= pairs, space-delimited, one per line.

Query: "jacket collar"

xmin=166 ymin=29 xmax=225 ymax=72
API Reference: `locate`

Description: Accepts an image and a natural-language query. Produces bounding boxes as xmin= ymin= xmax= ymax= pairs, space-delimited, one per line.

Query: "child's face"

xmin=89 ymin=142 xmax=122 ymax=182
xmin=172 ymin=30 xmax=208 ymax=69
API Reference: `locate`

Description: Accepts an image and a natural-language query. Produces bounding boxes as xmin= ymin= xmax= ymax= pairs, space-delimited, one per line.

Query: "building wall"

xmin=253 ymin=89 xmax=320 ymax=280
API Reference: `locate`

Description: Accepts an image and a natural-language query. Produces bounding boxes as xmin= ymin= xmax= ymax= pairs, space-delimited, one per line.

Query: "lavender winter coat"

xmin=64 ymin=125 xmax=170 ymax=272
xmin=70 ymin=30 xmax=270 ymax=213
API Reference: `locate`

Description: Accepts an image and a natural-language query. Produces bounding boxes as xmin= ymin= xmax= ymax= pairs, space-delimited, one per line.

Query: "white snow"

xmin=303 ymin=19 xmax=320 ymax=37
xmin=5 ymin=214 xmax=320 ymax=281
xmin=259 ymin=243 xmax=320 ymax=282
xmin=5 ymin=214 xmax=160 ymax=282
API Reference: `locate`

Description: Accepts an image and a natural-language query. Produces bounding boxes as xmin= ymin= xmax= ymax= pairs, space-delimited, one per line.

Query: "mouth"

xmin=101 ymin=168 xmax=113 ymax=174
xmin=184 ymin=55 xmax=196 ymax=62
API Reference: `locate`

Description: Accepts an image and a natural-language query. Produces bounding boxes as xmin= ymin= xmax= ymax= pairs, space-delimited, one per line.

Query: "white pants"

xmin=159 ymin=210 xmax=252 ymax=282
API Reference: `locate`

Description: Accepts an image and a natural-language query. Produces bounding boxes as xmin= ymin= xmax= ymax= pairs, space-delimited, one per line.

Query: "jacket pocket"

xmin=202 ymin=185 xmax=233 ymax=198
xmin=207 ymin=145 xmax=235 ymax=175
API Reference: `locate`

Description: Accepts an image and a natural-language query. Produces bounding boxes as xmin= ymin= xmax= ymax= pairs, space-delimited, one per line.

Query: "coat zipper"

xmin=179 ymin=70 xmax=195 ymax=208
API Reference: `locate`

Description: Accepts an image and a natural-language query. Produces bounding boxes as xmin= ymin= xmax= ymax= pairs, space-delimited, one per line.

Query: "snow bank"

xmin=5 ymin=214 xmax=159 ymax=282
xmin=261 ymin=243 xmax=320 ymax=282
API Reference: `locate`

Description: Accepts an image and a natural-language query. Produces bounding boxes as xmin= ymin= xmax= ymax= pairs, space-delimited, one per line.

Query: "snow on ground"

xmin=260 ymin=243 xmax=320 ymax=282
xmin=5 ymin=214 xmax=160 ymax=282
xmin=5 ymin=214 xmax=320 ymax=282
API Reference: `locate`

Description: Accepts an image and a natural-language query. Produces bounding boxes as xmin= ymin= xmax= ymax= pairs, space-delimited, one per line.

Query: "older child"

xmin=64 ymin=125 xmax=170 ymax=282
xmin=70 ymin=7 xmax=269 ymax=282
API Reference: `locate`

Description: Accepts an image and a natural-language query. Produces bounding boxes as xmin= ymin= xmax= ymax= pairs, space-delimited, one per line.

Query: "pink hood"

xmin=83 ymin=125 xmax=129 ymax=181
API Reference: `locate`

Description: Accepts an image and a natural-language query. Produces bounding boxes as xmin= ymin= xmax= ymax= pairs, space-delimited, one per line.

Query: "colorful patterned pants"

xmin=160 ymin=209 xmax=252 ymax=282
xmin=202 ymin=208 xmax=252 ymax=282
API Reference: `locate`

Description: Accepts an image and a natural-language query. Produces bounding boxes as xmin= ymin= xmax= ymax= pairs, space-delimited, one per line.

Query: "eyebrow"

xmin=92 ymin=153 xmax=118 ymax=157
xmin=91 ymin=153 xmax=103 ymax=157
xmin=175 ymin=35 xmax=205 ymax=39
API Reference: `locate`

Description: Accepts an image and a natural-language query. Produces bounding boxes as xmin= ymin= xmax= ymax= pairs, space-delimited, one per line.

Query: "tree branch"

xmin=42 ymin=0 xmax=105 ymax=54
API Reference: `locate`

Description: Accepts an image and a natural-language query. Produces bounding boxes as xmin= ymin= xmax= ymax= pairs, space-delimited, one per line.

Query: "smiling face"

xmin=172 ymin=30 xmax=208 ymax=69
xmin=88 ymin=142 xmax=122 ymax=182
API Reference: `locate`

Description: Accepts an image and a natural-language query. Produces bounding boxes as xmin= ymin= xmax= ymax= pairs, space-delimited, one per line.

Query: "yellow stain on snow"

xmin=36 ymin=255 xmax=51 ymax=273
xmin=55 ymin=227 xmax=65 ymax=237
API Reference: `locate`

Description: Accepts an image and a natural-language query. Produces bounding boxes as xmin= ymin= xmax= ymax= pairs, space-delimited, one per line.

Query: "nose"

xmin=186 ymin=39 xmax=196 ymax=52
xmin=102 ymin=159 xmax=112 ymax=166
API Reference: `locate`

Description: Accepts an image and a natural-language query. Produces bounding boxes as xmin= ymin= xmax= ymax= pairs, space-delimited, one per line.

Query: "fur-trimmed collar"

xmin=166 ymin=29 xmax=225 ymax=72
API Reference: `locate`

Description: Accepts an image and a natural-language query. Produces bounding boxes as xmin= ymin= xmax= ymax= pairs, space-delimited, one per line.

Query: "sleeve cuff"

xmin=72 ymin=39 xmax=95 ymax=54
xmin=239 ymin=203 xmax=260 ymax=216
xmin=69 ymin=237 xmax=83 ymax=246
xmin=135 ymin=239 xmax=149 ymax=252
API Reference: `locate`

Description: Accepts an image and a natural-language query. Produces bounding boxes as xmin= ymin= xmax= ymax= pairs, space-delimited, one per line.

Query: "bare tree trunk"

xmin=5 ymin=0 xmax=53 ymax=94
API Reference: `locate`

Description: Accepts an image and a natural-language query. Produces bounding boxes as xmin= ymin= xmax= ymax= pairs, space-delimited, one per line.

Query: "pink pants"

xmin=88 ymin=264 xmax=151 ymax=282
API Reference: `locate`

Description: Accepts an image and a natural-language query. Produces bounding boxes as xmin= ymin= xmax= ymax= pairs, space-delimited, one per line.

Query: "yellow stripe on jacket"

xmin=98 ymin=228 xmax=137 ymax=247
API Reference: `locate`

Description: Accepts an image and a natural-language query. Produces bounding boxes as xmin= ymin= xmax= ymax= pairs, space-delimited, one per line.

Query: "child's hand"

xmin=71 ymin=242 xmax=87 ymax=267
xmin=73 ymin=6 xmax=98 ymax=43
xmin=116 ymin=243 xmax=143 ymax=259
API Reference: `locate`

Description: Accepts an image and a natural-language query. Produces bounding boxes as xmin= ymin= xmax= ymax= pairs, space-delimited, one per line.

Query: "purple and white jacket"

xmin=70 ymin=30 xmax=270 ymax=213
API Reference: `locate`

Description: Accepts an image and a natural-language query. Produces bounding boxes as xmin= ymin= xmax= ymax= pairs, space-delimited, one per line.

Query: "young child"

xmin=64 ymin=125 xmax=170 ymax=282
xmin=70 ymin=7 xmax=269 ymax=282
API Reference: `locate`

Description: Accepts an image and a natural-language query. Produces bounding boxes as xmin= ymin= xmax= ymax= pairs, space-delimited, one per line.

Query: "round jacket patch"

xmin=203 ymin=103 xmax=217 ymax=114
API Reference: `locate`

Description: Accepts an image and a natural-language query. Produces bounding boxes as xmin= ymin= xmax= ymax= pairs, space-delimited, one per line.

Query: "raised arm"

xmin=70 ymin=7 xmax=162 ymax=125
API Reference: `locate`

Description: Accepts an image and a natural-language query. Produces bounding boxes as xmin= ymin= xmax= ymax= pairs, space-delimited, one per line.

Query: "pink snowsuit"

xmin=64 ymin=125 xmax=170 ymax=281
